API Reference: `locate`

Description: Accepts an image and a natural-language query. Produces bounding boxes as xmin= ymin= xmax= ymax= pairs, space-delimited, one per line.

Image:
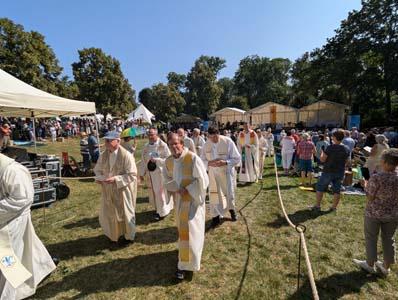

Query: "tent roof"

xmin=0 ymin=69 xmax=96 ymax=117
xmin=127 ymin=104 xmax=154 ymax=124
xmin=211 ymin=107 xmax=246 ymax=116
xmin=246 ymin=102 xmax=297 ymax=113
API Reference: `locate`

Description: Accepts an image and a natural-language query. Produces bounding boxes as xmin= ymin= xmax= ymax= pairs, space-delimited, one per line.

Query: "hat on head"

xmin=103 ymin=131 xmax=120 ymax=140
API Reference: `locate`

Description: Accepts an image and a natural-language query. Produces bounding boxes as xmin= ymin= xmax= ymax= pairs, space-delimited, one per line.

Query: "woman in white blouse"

xmin=280 ymin=131 xmax=296 ymax=175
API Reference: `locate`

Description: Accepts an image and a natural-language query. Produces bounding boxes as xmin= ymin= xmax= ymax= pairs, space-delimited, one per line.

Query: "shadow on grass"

xmin=136 ymin=210 xmax=156 ymax=226
xmin=135 ymin=226 xmax=178 ymax=245
xmin=34 ymin=250 xmax=179 ymax=299
xmin=262 ymin=184 xmax=297 ymax=191
xmin=259 ymin=172 xmax=277 ymax=179
xmin=266 ymin=209 xmax=332 ymax=228
xmin=287 ymin=270 xmax=378 ymax=299
xmin=63 ymin=217 xmax=100 ymax=230
xmin=46 ymin=235 xmax=120 ymax=260
xmin=136 ymin=196 xmax=149 ymax=204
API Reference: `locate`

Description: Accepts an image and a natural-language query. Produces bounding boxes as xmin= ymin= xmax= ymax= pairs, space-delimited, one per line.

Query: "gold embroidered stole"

xmin=165 ymin=152 xmax=194 ymax=262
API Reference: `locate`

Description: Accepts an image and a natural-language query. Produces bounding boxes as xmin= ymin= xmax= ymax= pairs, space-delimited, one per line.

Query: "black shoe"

xmin=154 ymin=213 xmax=161 ymax=221
xmin=176 ymin=269 xmax=184 ymax=280
xmin=52 ymin=257 xmax=60 ymax=266
xmin=118 ymin=237 xmax=133 ymax=247
xmin=211 ymin=216 xmax=221 ymax=228
xmin=185 ymin=270 xmax=194 ymax=281
xmin=230 ymin=210 xmax=237 ymax=222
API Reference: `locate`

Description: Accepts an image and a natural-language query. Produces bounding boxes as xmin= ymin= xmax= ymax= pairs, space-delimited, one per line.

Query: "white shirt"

xmin=280 ymin=137 xmax=296 ymax=154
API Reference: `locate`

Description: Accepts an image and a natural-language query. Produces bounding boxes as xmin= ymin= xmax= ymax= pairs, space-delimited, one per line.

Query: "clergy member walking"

xmin=201 ymin=127 xmax=241 ymax=227
xmin=163 ymin=133 xmax=209 ymax=280
xmin=257 ymin=129 xmax=267 ymax=179
xmin=192 ymin=128 xmax=205 ymax=156
xmin=177 ymin=128 xmax=196 ymax=154
xmin=140 ymin=128 xmax=173 ymax=221
xmin=0 ymin=153 xmax=56 ymax=300
xmin=237 ymin=122 xmax=259 ymax=183
xmin=94 ymin=131 xmax=137 ymax=245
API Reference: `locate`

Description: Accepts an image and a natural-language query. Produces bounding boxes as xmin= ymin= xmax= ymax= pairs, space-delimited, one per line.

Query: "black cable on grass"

xmin=234 ymin=177 xmax=265 ymax=300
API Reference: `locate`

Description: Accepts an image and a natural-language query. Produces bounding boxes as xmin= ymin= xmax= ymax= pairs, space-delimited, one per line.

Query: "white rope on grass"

xmin=273 ymin=157 xmax=319 ymax=300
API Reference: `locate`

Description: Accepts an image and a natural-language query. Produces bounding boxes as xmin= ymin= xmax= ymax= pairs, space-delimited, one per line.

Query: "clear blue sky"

xmin=3 ymin=0 xmax=362 ymax=95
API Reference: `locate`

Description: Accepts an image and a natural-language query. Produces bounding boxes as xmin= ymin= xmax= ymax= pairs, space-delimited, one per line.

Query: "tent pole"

xmin=31 ymin=112 xmax=37 ymax=154
xmin=95 ymin=116 xmax=101 ymax=152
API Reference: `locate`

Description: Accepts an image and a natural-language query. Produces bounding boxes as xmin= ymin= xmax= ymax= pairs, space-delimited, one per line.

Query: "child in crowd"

xmin=353 ymin=148 xmax=398 ymax=275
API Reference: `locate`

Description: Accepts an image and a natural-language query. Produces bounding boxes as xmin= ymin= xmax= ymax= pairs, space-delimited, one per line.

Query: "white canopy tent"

xmin=211 ymin=107 xmax=246 ymax=124
xmin=0 ymin=69 xmax=96 ymax=117
xmin=127 ymin=104 xmax=154 ymax=124
xmin=0 ymin=69 xmax=97 ymax=153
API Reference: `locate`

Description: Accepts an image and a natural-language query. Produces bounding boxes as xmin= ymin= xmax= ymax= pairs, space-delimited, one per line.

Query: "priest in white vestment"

xmin=94 ymin=131 xmax=137 ymax=245
xmin=237 ymin=123 xmax=259 ymax=183
xmin=192 ymin=128 xmax=205 ymax=156
xmin=201 ymin=127 xmax=241 ymax=227
xmin=257 ymin=129 xmax=267 ymax=179
xmin=163 ymin=133 xmax=208 ymax=280
xmin=0 ymin=153 xmax=56 ymax=300
xmin=140 ymin=128 xmax=173 ymax=221
xmin=177 ymin=128 xmax=196 ymax=153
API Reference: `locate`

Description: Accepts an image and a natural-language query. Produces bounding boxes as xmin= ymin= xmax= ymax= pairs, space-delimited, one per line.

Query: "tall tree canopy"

xmin=291 ymin=0 xmax=398 ymax=124
xmin=138 ymin=83 xmax=185 ymax=122
xmin=167 ymin=72 xmax=187 ymax=92
xmin=185 ymin=56 xmax=226 ymax=119
xmin=233 ymin=55 xmax=291 ymax=108
xmin=72 ymin=47 xmax=136 ymax=116
xmin=0 ymin=18 xmax=66 ymax=95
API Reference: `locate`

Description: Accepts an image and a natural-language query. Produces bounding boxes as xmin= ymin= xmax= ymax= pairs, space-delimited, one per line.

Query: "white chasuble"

xmin=237 ymin=130 xmax=259 ymax=182
xmin=141 ymin=139 xmax=173 ymax=217
xmin=163 ymin=149 xmax=208 ymax=271
xmin=0 ymin=154 xmax=56 ymax=300
xmin=94 ymin=146 xmax=137 ymax=241
xmin=201 ymin=136 xmax=241 ymax=217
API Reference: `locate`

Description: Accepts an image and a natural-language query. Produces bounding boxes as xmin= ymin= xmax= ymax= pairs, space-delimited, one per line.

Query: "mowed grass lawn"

xmin=23 ymin=138 xmax=398 ymax=299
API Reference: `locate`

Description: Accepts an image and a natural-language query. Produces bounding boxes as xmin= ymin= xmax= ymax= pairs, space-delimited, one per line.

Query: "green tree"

xmin=56 ymin=76 xmax=80 ymax=99
xmin=196 ymin=55 xmax=226 ymax=75
xmin=167 ymin=72 xmax=186 ymax=92
xmin=138 ymin=87 xmax=154 ymax=108
xmin=217 ymin=77 xmax=234 ymax=109
xmin=185 ymin=56 xmax=226 ymax=119
xmin=290 ymin=53 xmax=318 ymax=107
xmin=72 ymin=48 xmax=136 ymax=116
xmin=234 ymin=55 xmax=291 ymax=108
xmin=227 ymin=95 xmax=249 ymax=111
xmin=333 ymin=0 xmax=398 ymax=119
xmin=139 ymin=83 xmax=185 ymax=122
xmin=0 ymin=18 xmax=66 ymax=95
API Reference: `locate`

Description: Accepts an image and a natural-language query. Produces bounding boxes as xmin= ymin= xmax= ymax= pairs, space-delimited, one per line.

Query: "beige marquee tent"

xmin=298 ymin=100 xmax=349 ymax=127
xmin=211 ymin=107 xmax=246 ymax=125
xmin=246 ymin=102 xmax=298 ymax=127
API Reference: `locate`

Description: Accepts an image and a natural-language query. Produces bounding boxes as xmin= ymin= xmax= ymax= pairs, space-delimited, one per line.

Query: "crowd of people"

xmin=0 ymin=117 xmax=397 ymax=298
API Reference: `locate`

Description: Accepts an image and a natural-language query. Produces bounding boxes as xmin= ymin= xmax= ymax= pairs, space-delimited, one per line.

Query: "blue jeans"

xmin=82 ymin=153 xmax=91 ymax=169
xmin=316 ymin=172 xmax=344 ymax=194
xmin=299 ymin=159 xmax=313 ymax=172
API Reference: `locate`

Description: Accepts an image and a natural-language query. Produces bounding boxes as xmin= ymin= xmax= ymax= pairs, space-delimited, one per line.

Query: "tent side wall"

xmin=213 ymin=109 xmax=246 ymax=125
xmin=248 ymin=103 xmax=298 ymax=127
xmin=299 ymin=101 xmax=347 ymax=127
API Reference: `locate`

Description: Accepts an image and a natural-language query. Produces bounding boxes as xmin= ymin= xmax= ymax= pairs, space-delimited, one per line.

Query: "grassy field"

xmin=23 ymin=138 xmax=398 ymax=299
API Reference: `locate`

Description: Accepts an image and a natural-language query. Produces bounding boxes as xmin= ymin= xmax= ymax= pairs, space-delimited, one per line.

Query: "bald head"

xmin=177 ymin=128 xmax=185 ymax=137
xmin=168 ymin=133 xmax=185 ymax=158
